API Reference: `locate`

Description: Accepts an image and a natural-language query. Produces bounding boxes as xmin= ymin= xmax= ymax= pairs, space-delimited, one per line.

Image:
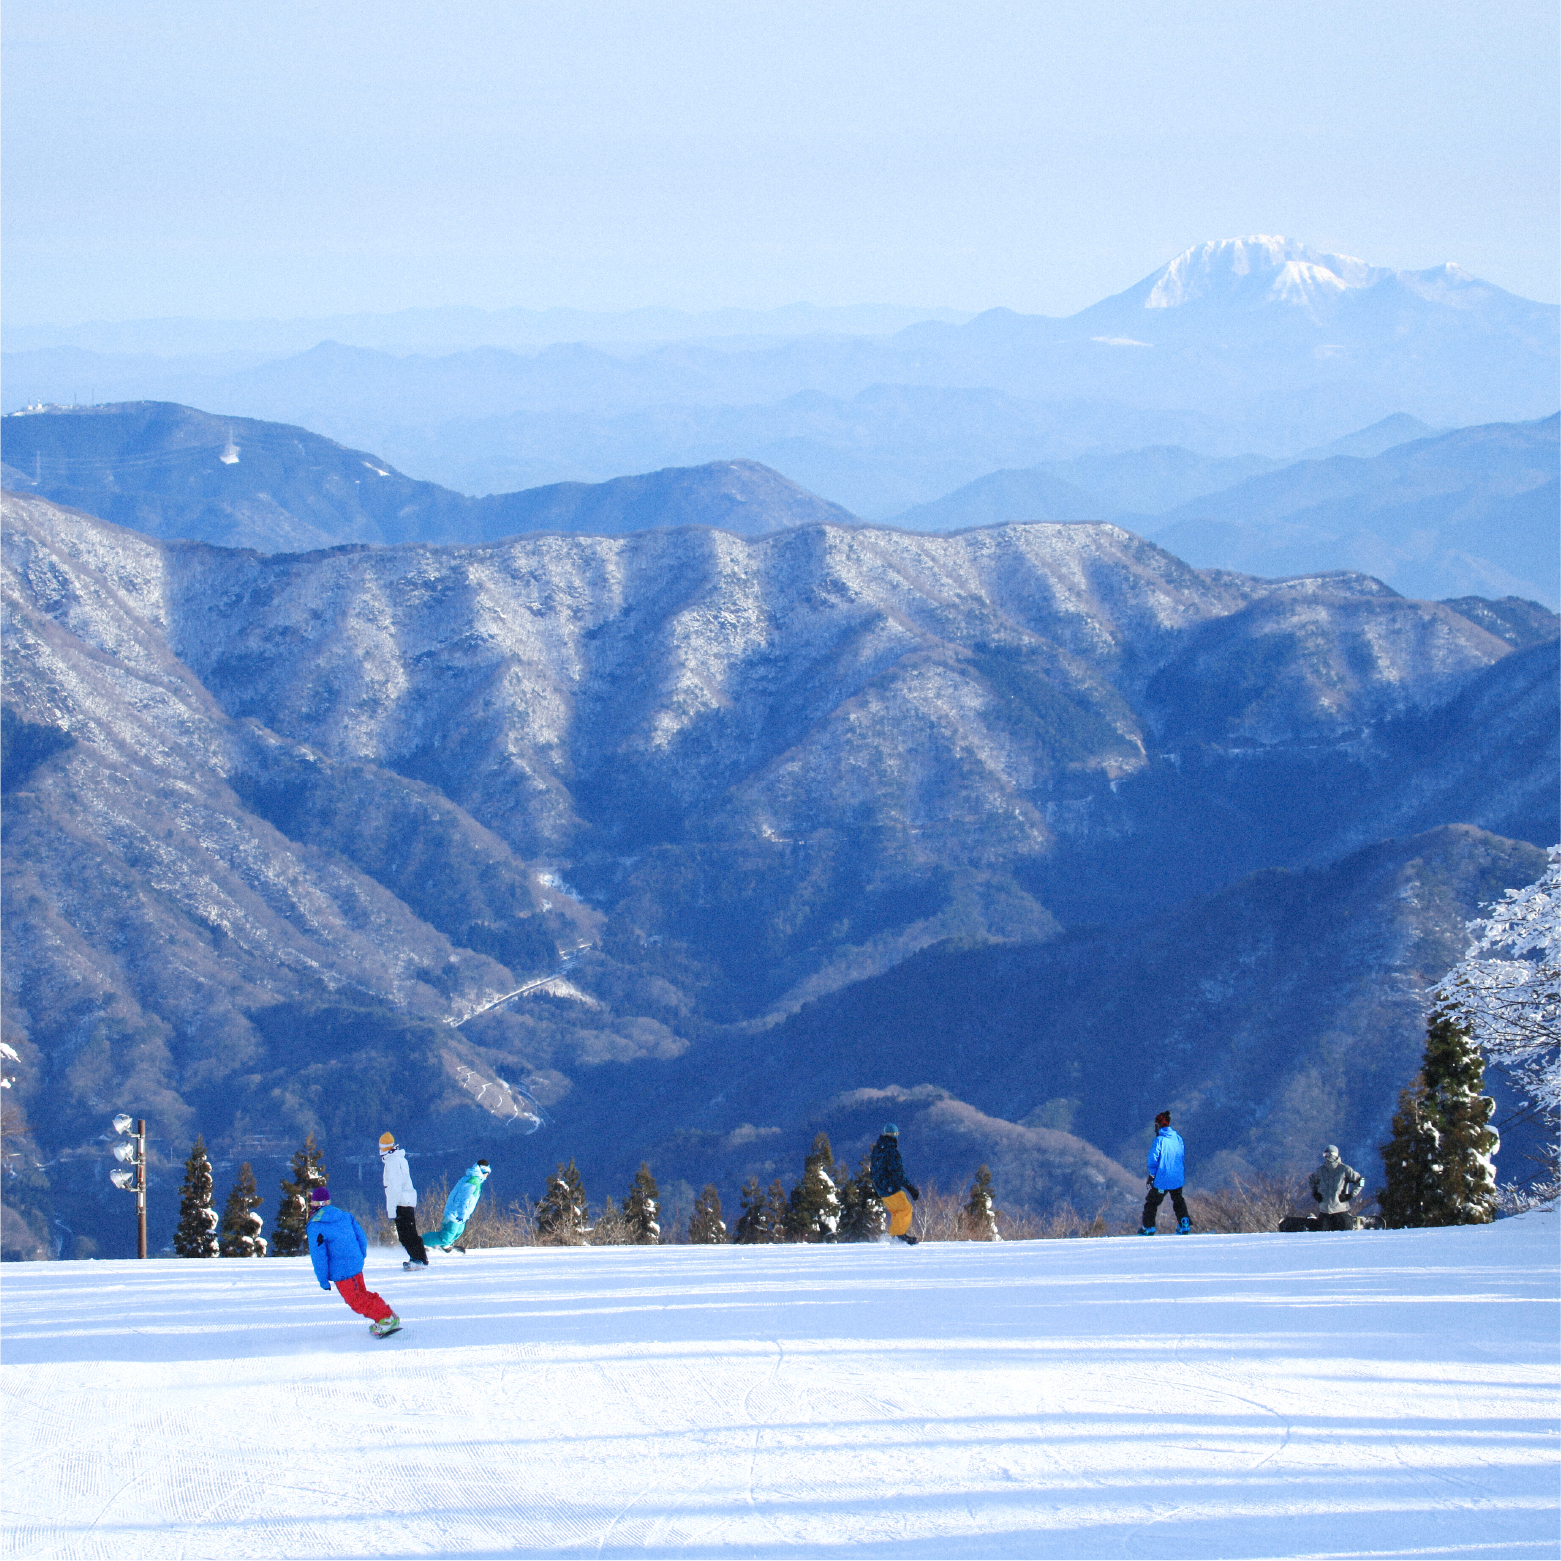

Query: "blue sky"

xmin=3 ymin=0 xmax=1556 ymax=324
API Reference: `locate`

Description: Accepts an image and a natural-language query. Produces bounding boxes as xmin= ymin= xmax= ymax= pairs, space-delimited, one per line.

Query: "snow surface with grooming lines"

xmin=2 ymin=1214 xmax=1556 ymax=1560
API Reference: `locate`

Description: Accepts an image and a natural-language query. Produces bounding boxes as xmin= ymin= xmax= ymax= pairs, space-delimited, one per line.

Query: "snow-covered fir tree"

xmin=1434 ymin=846 xmax=1559 ymax=1187
xmin=786 ymin=1132 xmax=842 ymax=1242
xmin=217 ymin=1161 xmax=267 ymax=1256
xmin=536 ymin=1158 xmax=590 ymax=1244
xmin=1379 ymin=1011 xmax=1498 ymax=1227
xmin=174 ymin=1135 xmax=219 ymax=1257
xmin=732 ymin=1177 xmax=770 ymax=1243
xmin=687 ymin=1183 xmax=726 ymax=1243
xmin=764 ymin=1179 xmax=789 ymax=1241
xmin=623 ymin=1163 xmax=661 ymax=1244
xmin=270 ymin=1133 xmax=326 ymax=1256
xmin=836 ymin=1157 xmax=886 ymax=1241
xmin=962 ymin=1165 xmax=1000 ymax=1240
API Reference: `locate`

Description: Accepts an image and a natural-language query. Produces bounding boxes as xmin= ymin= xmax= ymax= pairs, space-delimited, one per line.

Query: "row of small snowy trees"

xmin=173 ymin=1133 xmax=327 ymax=1257
xmin=534 ymin=1159 xmax=675 ymax=1244
xmin=729 ymin=1134 xmax=998 ymax=1244
xmin=532 ymin=1136 xmax=1001 ymax=1245
xmin=1379 ymin=847 xmax=1560 ymax=1226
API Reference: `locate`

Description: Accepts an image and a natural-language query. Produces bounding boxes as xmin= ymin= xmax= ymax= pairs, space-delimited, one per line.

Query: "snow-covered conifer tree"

xmin=837 ymin=1157 xmax=886 ymax=1241
xmin=962 ymin=1165 xmax=1000 ymax=1240
xmin=1379 ymin=1012 xmax=1498 ymax=1227
xmin=763 ymin=1179 xmax=789 ymax=1242
xmin=733 ymin=1177 xmax=768 ymax=1243
xmin=1433 ymin=847 xmax=1559 ymax=1186
xmin=270 ymin=1133 xmax=326 ymax=1256
xmin=536 ymin=1158 xmax=589 ymax=1244
xmin=687 ymin=1183 xmax=726 ymax=1243
xmin=623 ymin=1163 xmax=661 ymax=1244
xmin=217 ymin=1161 xmax=267 ymax=1257
xmin=786 ymin=1132 xmax=842 ymax=1242
xmin=173 ymin=1135 xmax=219 ymax=1258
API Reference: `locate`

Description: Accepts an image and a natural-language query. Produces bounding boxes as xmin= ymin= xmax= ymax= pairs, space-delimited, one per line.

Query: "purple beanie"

xmin=310 ymin=1186 xmax=331 ymax=1205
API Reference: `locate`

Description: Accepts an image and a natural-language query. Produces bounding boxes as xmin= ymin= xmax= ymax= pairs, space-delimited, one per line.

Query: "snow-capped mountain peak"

xmin=1143 ymin=236 xmax=1388 ymax=310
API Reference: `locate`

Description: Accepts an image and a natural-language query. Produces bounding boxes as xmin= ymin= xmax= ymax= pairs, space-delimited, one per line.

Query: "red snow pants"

xmin=335 ymin=1272 xmax=393 ymax=1322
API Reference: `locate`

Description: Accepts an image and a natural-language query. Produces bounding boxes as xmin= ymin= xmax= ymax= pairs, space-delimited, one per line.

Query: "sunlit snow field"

xmin=3 ymin=1214 xmax=1557 ymax=1560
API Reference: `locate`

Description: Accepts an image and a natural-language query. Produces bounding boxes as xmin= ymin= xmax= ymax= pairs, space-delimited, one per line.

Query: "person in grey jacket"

xmin=1309 ymin=1145 xmax=1365 ymax=1231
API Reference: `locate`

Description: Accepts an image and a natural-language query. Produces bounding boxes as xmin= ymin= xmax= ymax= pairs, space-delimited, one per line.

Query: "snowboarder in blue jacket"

xmin=306 ymin=1186 xmax=401 ymax=1336
xmin=423 ymin=1160 xmax=490 ymax=1252
xmin=1140 ymin=1111 xmax=1191 ymax=1235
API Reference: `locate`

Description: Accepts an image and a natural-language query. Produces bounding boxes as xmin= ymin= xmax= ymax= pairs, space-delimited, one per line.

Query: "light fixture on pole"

xmin=109 ymin=1114 xmax=148 ymax=1259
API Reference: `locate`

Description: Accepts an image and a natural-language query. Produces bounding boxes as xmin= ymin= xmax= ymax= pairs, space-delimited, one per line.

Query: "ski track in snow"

xmin=1 ymin=1216 xmax=1556 ymax=1561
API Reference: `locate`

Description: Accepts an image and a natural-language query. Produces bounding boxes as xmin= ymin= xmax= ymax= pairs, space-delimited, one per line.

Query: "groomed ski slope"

xmin=2 ymin=1215 xmax=1556 ymax=1560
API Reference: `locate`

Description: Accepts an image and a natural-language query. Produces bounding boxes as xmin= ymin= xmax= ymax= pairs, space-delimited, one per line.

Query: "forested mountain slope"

xmin=3 ymin=493 xmax=1554 ymax=1255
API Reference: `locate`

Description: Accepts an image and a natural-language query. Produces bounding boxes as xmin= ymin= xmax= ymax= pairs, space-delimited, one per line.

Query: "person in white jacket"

xmin=379 ymin=1132 xmax=428 ymax=1269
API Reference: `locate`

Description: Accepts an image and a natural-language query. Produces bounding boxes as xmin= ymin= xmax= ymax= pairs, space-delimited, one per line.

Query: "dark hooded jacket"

xmin=869 ymin=1134 xmax=908 ymax=1198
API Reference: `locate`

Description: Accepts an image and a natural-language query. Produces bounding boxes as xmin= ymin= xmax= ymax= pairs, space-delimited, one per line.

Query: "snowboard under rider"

xmin=1309 ymin=1145 xmax=1365 ymax=1231
xmin=423 ymin=1160 xmax=491 ymax=1253
xmin=869 ymin=1124 xmax=921 ymax=1245
xmin=307 ymin=1186 xmax=401 ymax=1338
xmin=1140 ymin=1111 xmax=1191 ymax=1235
xmin=380 ymin=1132 xmax=428 ymax=1269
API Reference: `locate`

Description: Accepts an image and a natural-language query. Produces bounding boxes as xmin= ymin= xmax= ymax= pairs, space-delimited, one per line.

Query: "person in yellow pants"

xmin=869 ymin=1124 xmax=920 ymax=1244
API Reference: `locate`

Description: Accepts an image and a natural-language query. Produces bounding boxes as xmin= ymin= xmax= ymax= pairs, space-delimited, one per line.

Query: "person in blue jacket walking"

xmin=1140 ymin=1110 xmax=1192 ymax=1235
xmin=307 ymin=1185 xmax=401 ymax=1337
xmin=423 ymin=1160 xmax=491 ymax=1253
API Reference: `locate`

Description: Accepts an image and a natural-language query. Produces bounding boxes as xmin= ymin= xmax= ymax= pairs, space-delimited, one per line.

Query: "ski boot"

xmin=453 ymin=1243 xmax=468 ymax=1254
xmin=403 ymin=1259 xmax=429 ymax=1271
xmin=1138 ymin=1225 xmax=1157 ymax=1236
xmin=894 ymin=1233 xmax=919 ymax=1245
xmin=1177 ymin=1217 xmax=1192 ymax=1235
xmin=370 ymin=1314 xmax=402 ymax=1338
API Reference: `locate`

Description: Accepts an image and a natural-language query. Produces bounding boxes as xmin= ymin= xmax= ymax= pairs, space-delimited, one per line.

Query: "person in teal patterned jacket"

xmin=423 ymin=1160 xmax=491 ymax=1253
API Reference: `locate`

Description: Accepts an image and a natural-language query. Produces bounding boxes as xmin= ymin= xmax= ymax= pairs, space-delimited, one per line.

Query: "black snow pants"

xmin=1142 ymin=1186 xmax=1189 ymax=1229
xmin=395 ymin=1205 xmax=428 ymax=1264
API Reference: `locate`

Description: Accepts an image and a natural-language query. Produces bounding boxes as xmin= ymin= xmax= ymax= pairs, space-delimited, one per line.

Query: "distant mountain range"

xmin=5 ymin=401 xmax=1553 ymax=605
xmin=890 ymin=414 xmax=1559 ymax=606
xmin=1148 ymin=416 xmax=1559 ymax=606
xmin=5 ymin=237 xmax=1555 ymax=510
xmin=3 ymin=490 xmax=1555 ymax=1256
xmin=0 ymin=402 xmax=852 ymax=551
xmin=1 ymin=302 xmax=977 ymax=357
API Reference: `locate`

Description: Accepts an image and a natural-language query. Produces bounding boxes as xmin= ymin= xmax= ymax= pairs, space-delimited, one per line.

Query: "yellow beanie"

xmin=378 ymin=1132 xmax=395 ymax=1150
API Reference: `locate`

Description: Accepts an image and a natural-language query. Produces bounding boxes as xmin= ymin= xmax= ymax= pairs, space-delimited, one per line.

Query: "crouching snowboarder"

xmin=379 ymin=1131 xmax=428 ymax=1270
xmin=1140 ymin=1110 xmax=1191 ymax=1235
xmin=424 ymin=1160 xmax=491 ymax=1253
xmin=1309 ymin=1145 xmax=1365 ymax=1231
xmin=307 ymin=1186 xmax=401 ymax=1338
xmin=869 ymin=1124 xmax=921 ymax=1245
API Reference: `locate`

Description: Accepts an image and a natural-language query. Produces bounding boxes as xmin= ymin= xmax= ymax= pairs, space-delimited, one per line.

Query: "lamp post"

xmin=109 ymin=1113 xmax=147 ymax=1259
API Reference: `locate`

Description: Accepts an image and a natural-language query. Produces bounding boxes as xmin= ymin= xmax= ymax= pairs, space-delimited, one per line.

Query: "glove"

xmin=319 ymin=1281 xmax=331 ymax=1292
xmin=1147 ymin=1177 xmax=1156 ymax=1189
xmin=907 ymin=1184 xmax=920 ymax=1201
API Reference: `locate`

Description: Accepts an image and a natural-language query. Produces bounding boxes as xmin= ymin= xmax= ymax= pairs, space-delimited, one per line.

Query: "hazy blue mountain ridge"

xmin=6 ymin=238 xmax=1555 ymax=509
xmin=1149 ymin=415 xmax=1560 ymax=606
xmin=1 ymin=403 xmax=856 ymax=553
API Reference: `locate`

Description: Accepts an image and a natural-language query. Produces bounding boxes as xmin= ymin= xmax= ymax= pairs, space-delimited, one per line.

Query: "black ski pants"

xmin=395 ymin=1205 xmax=427 ymax=1264
xmin=1142 ymin=1185 xmax=1188 ymax=1229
